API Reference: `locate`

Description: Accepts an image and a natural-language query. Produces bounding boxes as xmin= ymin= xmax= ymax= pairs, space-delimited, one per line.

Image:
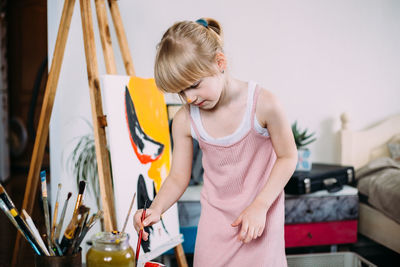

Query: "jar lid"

xmin=91 ymin=231 xmax=130 ymax=251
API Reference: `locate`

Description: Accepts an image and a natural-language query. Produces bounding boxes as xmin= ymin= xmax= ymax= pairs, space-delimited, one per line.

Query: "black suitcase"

xmin=285 ymin=163 xmax=355 ymax=194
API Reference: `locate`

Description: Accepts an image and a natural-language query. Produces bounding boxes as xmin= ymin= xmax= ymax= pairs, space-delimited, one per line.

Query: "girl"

xmin=134 ymin=18 xmax=297 ymax=266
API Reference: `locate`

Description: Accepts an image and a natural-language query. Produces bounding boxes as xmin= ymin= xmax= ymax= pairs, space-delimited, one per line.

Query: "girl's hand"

xmin=133 ymin=208 xmax=161 ymax=241
xmin=231 ymin=200 xmax=268 ymax=243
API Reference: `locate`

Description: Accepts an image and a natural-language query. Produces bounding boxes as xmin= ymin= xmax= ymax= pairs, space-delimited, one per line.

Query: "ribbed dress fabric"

xmin=189 ymin=82 xmax=287 ymax=267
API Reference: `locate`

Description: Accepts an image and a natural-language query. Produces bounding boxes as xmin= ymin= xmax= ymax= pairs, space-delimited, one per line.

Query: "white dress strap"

xmin=190 ymin=81 xmax=268 ymax=144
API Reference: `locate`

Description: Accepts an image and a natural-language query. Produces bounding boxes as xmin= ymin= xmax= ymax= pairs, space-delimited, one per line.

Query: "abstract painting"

xmin=101 ymin=75 xmax=182 ymax=262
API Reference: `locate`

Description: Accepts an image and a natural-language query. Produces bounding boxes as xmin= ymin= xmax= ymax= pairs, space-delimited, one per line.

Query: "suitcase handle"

xmin=323 ymin=177 xmax=343 ymax=193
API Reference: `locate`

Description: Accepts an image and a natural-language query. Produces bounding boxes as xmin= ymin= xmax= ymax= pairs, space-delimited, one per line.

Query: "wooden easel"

xmin=12 ymin=1 xmax=188 ymax=266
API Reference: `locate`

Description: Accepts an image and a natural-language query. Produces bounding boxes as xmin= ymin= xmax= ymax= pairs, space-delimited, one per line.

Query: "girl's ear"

xmin=215 ymin=52 xmax=227 ymax=72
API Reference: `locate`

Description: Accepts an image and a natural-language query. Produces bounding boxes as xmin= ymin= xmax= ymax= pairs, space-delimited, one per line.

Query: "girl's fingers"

xmin=244 ymin=227 xmax=255 ymax=243
xmin=253 ymin=227 xmax=260 ymax=239
xmin=134 ymin=209 xmax=158 ymax=230
xmin=142 ymin=230 xmax=149 ymax=241
xmin=239 ymin=221 xmax=249 ymax=241
xmin=143 ymin=210 xmax=161 ymax=227
xmin=231 ymin=214 xmax=243 ymax=227
xmin=142 ymin=209 xmax=154 ymax=226
xmin=257 ymin=226 xmax=264 ymax=237
xmin=133 ymin=209 xmax=143 ymax=232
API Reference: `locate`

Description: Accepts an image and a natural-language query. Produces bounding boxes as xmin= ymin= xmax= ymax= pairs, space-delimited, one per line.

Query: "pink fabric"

xmin=189 ymin=86 xmax=287 ymax=267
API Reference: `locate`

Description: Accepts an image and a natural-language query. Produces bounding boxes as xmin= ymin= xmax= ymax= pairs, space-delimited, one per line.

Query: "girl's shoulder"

xmin=255 ymin=85 xmax=284 ymax=126
xmin=256 ymin=86 xmax=280 ymax=111
xmin=171 ymin=104 xmax=192 ymax=138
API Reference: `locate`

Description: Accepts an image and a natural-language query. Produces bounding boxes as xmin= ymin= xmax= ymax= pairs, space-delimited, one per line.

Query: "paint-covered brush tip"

xmin=40 ymin=170 xmax=46 ymax=178
xmin=67 ymin=192 xmax=72 ymax=200
xmin=78 ymin=181 xmax=86 ymax=194
xmin=78 ymin=205 xmax=89 ymax=214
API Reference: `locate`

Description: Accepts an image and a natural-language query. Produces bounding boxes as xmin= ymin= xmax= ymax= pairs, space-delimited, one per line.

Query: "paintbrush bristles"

xmin=67 ymin=192 xmax=72 ymax=200
xmin=78 ymin=181 xmax=86 ymax=194
xmin=78 ymin=205 xmax=89 ymax=214
xmin=73 ymin=182 xmax=85 ymax=216
xmin=70 ymin=182 xmax=86 ymax=225
xmin=0 ymin=184 xmax=5 ymax=194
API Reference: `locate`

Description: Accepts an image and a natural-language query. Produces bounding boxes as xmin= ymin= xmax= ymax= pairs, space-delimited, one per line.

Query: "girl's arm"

xmin=133 ymin=107 xmax=193 ymax=239
xmin=253 ymin=88 xmax=297 ymax=209
xmin=232 ymin=87 xmax=298 ymax=243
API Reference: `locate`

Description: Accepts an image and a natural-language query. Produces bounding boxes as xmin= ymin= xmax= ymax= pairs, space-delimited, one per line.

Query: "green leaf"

xmin=291 ymin=120 xmax=316 ymax=149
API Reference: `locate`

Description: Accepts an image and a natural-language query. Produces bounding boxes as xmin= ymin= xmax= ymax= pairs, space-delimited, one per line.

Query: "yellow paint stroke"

xmin=127 ymin=77 xmax=171 ymax=192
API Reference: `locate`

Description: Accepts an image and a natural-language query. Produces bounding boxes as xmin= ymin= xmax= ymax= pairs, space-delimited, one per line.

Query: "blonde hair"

xmin=154 ymin=18 xmax=224 ymax=93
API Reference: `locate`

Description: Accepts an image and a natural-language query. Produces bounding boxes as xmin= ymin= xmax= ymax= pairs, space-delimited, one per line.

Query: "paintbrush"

xmin=74 ymin=208 xmax=90 ymax=250
xmin=74 ymin=213 xmax=94 ymax=250
xmin=135 ymin=200 xmax=147 ymax=266
xmin=73 ymin=210 xmax=103 ymax=253
xmin=22 ymin=209 xmax=50 ymax=256
xmin=51 ymin=183 xmax=62 ymax=246
xmin=68 ymin=206 xmax=90 ymax=255
xmin=122 ymin=192 xmax=136 ymax=233
xmin=73 ymin=181 xmax=86 ymax=216
xmin=55 ymin=192 xmax=72 ymax=243
xmin=59 ymin=208 xmax=81 ymax=254
xmin=40 ymin=171 xmax=55 ymax=255
xmin=0 ymin=198 xmax=45 ymax=255
xmin=0 ymin=184 xmax=45 ymax=255
xmin=59 ymin=205 xmax=86 ymax=254
xmin=59 ymin=181 xmax=86 ymax=253
xmin=0 ymin=198 xmax=19 ymax=230
xmin=54 ymin=241 xmax=63 ymax=256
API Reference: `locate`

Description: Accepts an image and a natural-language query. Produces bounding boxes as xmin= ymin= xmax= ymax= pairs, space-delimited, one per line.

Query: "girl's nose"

xmin=184 ymin=91 xmax=197 ymax=104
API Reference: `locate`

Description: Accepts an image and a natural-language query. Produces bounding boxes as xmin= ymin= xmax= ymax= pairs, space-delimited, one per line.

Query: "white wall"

xmin=47 ymin=0 xmax=400 ymax=249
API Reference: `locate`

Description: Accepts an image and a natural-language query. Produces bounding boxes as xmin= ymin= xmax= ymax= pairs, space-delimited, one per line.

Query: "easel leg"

xmin=12 ymin=0 xmax=76 ymax=265
xmin=174 ymin=243 xmax=189 ymax=267
xmin=94 ymin=0 xmax=117 ymax=74
xmin=79 ymin=0 xmax=117 ymax=231
xmin=107 ymin=0 xmax=135 ymax=76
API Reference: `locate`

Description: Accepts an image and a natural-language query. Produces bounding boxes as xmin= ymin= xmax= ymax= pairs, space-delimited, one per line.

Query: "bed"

xmin=339 ymin=112 xmax=400 ymax=254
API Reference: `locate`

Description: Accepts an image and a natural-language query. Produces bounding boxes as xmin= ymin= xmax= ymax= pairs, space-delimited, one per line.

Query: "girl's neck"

xmin=216 ymin=76 xmax=247 ymax=110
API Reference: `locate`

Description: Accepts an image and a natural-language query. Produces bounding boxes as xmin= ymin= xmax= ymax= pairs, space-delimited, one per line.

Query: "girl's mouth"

xmin=195 ymin=100 xmax=205 ymax=106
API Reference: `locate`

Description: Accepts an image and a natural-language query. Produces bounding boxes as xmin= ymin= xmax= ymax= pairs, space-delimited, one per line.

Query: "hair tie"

xmin=196 ymin=19 xmax=208 ymax=28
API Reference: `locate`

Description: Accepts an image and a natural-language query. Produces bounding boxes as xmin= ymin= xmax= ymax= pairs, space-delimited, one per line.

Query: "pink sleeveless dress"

xmin=189 ymin=82 xmax=287 ymax=267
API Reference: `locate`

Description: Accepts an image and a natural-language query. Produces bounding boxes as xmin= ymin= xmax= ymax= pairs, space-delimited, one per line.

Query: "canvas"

xmin=101 ymin=75 xmax=182 ymax=263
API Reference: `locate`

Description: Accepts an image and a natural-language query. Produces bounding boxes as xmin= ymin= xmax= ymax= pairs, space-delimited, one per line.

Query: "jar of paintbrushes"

xmin=0 ymin=170 xmax=102 ymax=267
xmin=86 ymin=231 xmax=135 ymax=267
xmin=34 ymin=174 xmax=102 ymax=266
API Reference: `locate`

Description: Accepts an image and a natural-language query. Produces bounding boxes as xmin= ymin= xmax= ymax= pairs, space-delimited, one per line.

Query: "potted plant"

xmin=292 ymin=121 xmax=316 ymax=171
xmin=66 ymin=120 xmax=112 ymax=219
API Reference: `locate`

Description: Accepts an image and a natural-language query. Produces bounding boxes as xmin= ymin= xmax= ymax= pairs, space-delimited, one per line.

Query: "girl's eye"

xmin=189 ymin=80 xmax=201 ymax=89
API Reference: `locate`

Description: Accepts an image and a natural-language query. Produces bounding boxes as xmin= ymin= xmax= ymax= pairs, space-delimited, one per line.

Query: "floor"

xmin=163 ymin=235 xmax=400 ymax=267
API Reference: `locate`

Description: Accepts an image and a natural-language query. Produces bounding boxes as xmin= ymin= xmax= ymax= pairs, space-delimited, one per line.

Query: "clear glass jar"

xmin=86 ymin=231 xmax=135 ymax=267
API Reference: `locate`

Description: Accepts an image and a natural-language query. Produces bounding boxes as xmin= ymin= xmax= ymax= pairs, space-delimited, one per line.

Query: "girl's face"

xmin=179 ymin=73 xmax=225 ymax=110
